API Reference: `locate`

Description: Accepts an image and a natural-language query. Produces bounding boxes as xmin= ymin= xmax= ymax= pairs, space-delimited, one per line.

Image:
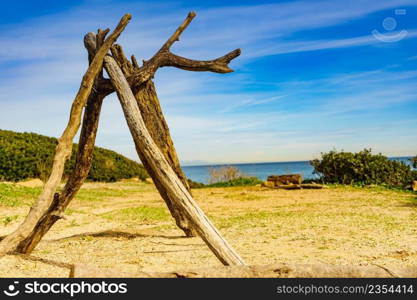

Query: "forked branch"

xmin=99 ymin=11 xmax=241 ymax=94
xmin=159 ymin=49 xmax=241 ymax=73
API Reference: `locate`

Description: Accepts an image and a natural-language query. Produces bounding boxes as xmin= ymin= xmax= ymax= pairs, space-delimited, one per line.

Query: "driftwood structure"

xmin=1 ymin=12 xmax=414 ymax=277
xmin=0 ymin=12 xmax=244 ymax=266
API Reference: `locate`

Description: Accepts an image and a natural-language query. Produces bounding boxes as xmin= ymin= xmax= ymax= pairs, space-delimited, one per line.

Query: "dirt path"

xmin=1 ymin=182 xmax=416 ymax=277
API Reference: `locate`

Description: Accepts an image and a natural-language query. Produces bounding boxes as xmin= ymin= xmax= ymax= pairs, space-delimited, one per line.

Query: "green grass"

xmin=0 ymin=183 xmax=41 ymax=207
xmin=1 ymin=215 xmax=19 ymax=226
xmin=74 ymin=188 xmax=132 ymax=202
xmin=205 ymin=177 xmax=263 ymax=188
xmin=101 ymin=206 xmax=171 ymax=223
xmin=215 ymin=204 xmax=408 ymax=231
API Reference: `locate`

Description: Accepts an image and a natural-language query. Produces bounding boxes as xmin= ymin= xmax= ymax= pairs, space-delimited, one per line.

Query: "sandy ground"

xmin=1 ymin=181 xmax=417 ymax=277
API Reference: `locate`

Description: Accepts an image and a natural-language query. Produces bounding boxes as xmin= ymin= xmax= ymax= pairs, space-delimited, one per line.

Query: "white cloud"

xmin=1 ymin=0 xmax=417 ymax=162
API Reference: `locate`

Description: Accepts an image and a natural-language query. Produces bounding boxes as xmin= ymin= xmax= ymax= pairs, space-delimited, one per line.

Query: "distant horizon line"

xmin=181 ymin=155 xmax=413 ymax=167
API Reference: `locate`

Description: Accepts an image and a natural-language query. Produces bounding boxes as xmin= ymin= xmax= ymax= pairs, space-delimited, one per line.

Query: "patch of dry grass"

xmin=0 ymin=181 xmax=416 ymax=277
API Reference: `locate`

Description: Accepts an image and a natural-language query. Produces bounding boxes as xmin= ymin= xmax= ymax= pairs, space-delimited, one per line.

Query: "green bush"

xmin=0 ymin=129 xmax=148 ymax=182
xmin=187 ymin=179 xmax=206 ymax=189
xmin=310 ymin=149 xmax=417 ymax=187
xmin=411 ymin=156 xmax=417 ymax=169
xmin=205 ymin=177 xmax=262 ymax=188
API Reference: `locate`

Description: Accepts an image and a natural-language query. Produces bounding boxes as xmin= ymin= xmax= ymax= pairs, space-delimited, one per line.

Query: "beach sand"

xmin=0 ymin=181 xmax=416 ymax=277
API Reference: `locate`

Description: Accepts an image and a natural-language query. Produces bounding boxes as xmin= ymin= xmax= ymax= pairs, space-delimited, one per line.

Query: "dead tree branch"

xmin=98 ymin=11 xmax=241 ymax=94
xmin=104 ymin=55 xmax=244 ymax=265
xmin=110 ymin=43 xmax=197 ymax=236
xmin=12 ymin=32 xmax=109 ymax=254
xmin=0 ymin=14 xmax=131 ymax=256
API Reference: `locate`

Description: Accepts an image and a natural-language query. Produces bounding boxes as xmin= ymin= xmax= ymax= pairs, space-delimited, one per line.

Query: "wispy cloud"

xmin=1 ymin=0 xmax=416 ymax=162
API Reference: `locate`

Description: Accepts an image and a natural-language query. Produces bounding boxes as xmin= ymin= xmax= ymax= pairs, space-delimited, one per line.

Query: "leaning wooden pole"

xmin=104 ymin=55 xmax=245 ymax=266
xmin=110 ymin=45 xmax=196 ymax=236
xmin=0 ymin=14 xmax=132 ymax=256
xmin=133 ymin=81 xmax=197 ymax=237
xmin=12 ymin=31 xmax=112 ymax=254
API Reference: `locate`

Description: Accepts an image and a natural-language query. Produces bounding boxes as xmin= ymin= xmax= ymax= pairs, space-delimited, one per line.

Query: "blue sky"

xmin=0 ymin=0 xmax=416 ymax=164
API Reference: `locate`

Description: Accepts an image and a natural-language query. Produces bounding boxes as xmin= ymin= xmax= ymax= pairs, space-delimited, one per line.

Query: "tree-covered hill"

xmin=0 ymin=129 xmax=148 ymax=182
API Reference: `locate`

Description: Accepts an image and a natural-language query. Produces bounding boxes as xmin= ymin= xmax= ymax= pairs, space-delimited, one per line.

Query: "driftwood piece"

xmin=0 ymin=14 xmax=132 ymax=256
xmin=133 ymin=80 xmax=196 ymax=236
xmin=104 ymin=55 xmax=244 ymax=266
xmin=107 ymin=12 xmax=241 ymax=236
xmin=70 ymin=262 xmax=417 ymax=278
xmin=110 ymin=44 xmax=196 ymax=237
xmin=267 ymin=174 xmax=303 ymax=185
xmin=98 ymin=12 xmax=241 ymax=95
xmin=275 ymin=184 xmax=302 ymax=190
xmin=13 ymin=32 xmax=108 ymax=254
xmin=300 ymin=183 xmax=325 ymax=189
xmin=262 ymin=183 xmax=325 ymax=190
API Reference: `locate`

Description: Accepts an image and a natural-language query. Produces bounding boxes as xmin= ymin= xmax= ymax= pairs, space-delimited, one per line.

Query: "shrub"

xmin=0 ymin=129 xmax=148 ymax=182
xmin=411 ymin=156 xmax=417 ymax=169
xmin=310 ymin=149 xmax=417 ymax=187
xmin=208 ymin=166 xmax=245 ymax=184
xmin=205 ymin=177 xmax=263 ymax=188
xmin=187 ymin=179 xmax=205 ymax=189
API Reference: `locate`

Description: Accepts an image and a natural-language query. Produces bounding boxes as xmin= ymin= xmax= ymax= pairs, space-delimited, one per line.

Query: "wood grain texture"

xmin=110 ymin=43 xmax=196 ymax=236
xmin=0 ymin=14 xmax=131 ymax=256
xmin=104 ymin=55 xmax=244 ymax=266
xmin=98 ymin=12 xmax=241 ymax=95
xmin=133 ymin=80 xmax=197 ymax=236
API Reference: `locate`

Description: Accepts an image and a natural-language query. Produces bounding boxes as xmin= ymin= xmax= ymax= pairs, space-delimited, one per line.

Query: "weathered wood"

xmin=70 ymin=262 xmax=417 ymax=278
xmin=133 ymin=81 xmax=197 ymax=236
xmin=110 ymin=44 xmax=196 ymax=236
xmin=267 ymin=174 xmax=303 ymax=185
xmin=275 ymin=184 xmax=302 ymax=190
xmin=98 ymin=12 xmax=241 ymax=95
xmin=13 ymin=31 xmax=110 ymax=254
xmin=104 ymin=56 xmax=244 ymax=266
xmin=262 ymin=183 xmax=325 ymax=190
xmin=300 ymin=183 xmax=325 ymax=189
xmin=104 ymin=12 xmax=241 ymax=235
xmin=16 ymin=91 xmax=105 ymax=254
xmin=0 ymin=14 xmax=131 ymax=256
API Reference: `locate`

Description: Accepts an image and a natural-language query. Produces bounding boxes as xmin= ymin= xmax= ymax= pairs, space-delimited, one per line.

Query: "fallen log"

xmin=275 ymin=184 xmax=302 ymax=190
xmin=262 ymin=183 xmax=325 ymax=190
xmin=104 ymin=55 xmax=244 ymax=266
xmin=300 ymin=183 xmax=326 ymax=189
xmin=267 ymin=174 xmax=303 ymax=185
xmin=70 ymin=262 xmax=417 ymax=278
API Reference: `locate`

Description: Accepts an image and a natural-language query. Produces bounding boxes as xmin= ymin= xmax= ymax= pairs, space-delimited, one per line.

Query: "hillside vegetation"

xmin=0 ymin=129 xmax=148 ymax=182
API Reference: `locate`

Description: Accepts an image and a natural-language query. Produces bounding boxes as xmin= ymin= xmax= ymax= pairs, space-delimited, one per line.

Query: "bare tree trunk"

xmin=133 ymin=80 xmax=197 ymax=237
xmin=0 ymin=14 xmax=132 ymax=256
xmin=104 ymin=55 xmax=245 ymax=266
